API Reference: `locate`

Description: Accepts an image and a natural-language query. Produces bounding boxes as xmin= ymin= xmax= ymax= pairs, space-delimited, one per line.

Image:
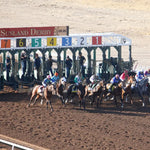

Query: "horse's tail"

xmin=28 ymin=87 xmax=33 ymax=96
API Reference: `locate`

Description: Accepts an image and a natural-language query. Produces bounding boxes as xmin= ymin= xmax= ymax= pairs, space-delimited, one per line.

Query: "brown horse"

xmin=85 ymin=80 xmax=104 ymax=107
xmin=103 ymin=82 xmax=124 ymax=108
xmin=65 ymin=83 xmax=86 ymax=110
xmin=28 ymin=85 xmax=54 ymax=112
xmin=121 ymin=75 xmax=135 ymax=105
xmin=56 ymin=77 xmax=67 ymax=104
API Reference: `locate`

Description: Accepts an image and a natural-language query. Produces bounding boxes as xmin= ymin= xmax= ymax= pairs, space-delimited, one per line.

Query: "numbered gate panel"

xmin=62 ymin=37 xmax=72 ymax=47
xmin=16 ymin=38 xmax=26 ymax=47
xmin=92 ymin=36 xmax=102 ymax=45
xmin=77 ymin=36 xmax=87 ymax=47
xmin=47 ymin=37 xmax=57 ymax=47
xmin=31 ymin=38 xmax=42 ymax=47
xmin=1 ymin=39 xmax=11 ymax=49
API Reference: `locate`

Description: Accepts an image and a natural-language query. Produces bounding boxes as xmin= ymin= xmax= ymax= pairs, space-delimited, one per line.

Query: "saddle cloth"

xmin=38 ymin=86 xmax=44 ymax=93
xmin=72 ymin=85 xmax=78 ymax=93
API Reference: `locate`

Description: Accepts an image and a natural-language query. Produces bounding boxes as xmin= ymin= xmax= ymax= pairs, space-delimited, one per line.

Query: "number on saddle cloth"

xmin=72 ymin=85 xmax=77 ymax=93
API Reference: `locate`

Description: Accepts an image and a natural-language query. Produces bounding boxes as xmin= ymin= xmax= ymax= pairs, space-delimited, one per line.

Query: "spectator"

xmin=21 ymin=52 xmax=27 ymax=79
xmin=78 ymin=52 xmax=86 ymax=78
xmin=6 ymin=55 xmax=11 ymax=81
xmin=46 ymin=55 xmax=56 ymax=76
xmin=65 ymin=56 xmax=72 ymax=79
xmin=34 ymin=53 xmax=41 ymax=80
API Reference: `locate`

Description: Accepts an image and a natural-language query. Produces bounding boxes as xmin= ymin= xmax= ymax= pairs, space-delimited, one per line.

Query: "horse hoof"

xmin=70 ymin=99 xmax=73 ymax=103
xmin=142 ymin=103 xmax=145 ymax=107
xmin=41 ymin=99 xmax=43 ymax=105
xmin=110 ymin=97 xmax=114 ymax=101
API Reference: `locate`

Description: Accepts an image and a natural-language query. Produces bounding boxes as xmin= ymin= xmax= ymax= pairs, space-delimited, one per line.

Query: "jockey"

xmin=73 ymin=73 xmax=82 ymax=92
xmin=108 ymin=74 xmax=122 ymax=92
xmin=74 ymin=73 xmax=82 ymax=86
xmin=42 ymin=75 xmax=51 ymax=87
xmin=144 ymin=69 xmax=150 ymax=77
xmin=135 ymin=71 xmax=144 ymax=82
xmin=111 ymin=74 xmax=122 ymax=85
xmin=50 ymin=71 xmax=59 ymax=88
xmin=40 ymin=75 xmax=51 ymax=91
xmin=89 ymin=74 xmax=101 ymax=89
xmin=120 ymin=70 xmax=129 ymax=81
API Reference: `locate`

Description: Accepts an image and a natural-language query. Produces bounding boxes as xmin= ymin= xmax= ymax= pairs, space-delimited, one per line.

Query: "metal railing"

xmin=0 ymin=139 xmax=33 ymax=150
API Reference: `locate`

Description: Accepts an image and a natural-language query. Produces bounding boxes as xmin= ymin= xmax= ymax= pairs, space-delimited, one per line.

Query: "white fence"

xmin=0 ymin=139 xmax=33 ymax=150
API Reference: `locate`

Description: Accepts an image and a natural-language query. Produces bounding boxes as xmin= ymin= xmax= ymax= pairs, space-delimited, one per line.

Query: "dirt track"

xmin=0 ymin=87 xmax=150 ymax=150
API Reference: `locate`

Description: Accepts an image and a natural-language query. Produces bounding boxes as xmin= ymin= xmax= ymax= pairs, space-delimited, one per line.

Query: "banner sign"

xmin=0 ymin=26 xmax=69 ymax=38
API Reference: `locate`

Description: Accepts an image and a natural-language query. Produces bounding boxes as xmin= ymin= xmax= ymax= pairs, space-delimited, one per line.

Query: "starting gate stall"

xmin=0 ymin=27 xmax=132 ymax=90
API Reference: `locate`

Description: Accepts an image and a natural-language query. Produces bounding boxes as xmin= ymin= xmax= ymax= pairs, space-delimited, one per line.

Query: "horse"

xmin=102 ymin=81 xmax=124 ymax=109
xmin=65 ymin=83 xmax=86 ymax=110
xmin=132 ymin=77 xmax=149 ymax=107
xmin=121 ymin=75 xmax=136 ymax=105
xmin=146 ymin=76 xmax=150 ymax=103
xmin=28 ymin=84 xmax=54 ymax=112
xmin=85 ymin=80 xmax=104 ymax=108
xmin=56 ymin=77 xmax=67 ymax=104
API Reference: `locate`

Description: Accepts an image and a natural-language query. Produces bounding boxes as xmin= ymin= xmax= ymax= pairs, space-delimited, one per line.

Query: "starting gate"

xmin=0 ymin=31 xmax=132 ymax=90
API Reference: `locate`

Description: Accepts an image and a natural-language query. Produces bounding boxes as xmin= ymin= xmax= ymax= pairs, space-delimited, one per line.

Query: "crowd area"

xmin=5 ymin=51 xmax=86 ymax=81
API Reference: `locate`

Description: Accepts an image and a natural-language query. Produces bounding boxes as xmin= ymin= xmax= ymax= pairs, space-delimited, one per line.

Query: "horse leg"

xmin=46 ymin=100 xmax=53 ymax=112
xmin=61 ymin=96 xmax=65 ymax=105
xmin=28 ymin=95 xmax=33 ymax=107
xmin=96 ymin=96 xmax=99 ymax=108
xmin=120 ymin=97 xmax=124 ymax=109
xmin=82 ymin=98 xmax=86 ymax=110
xmin=129 ymin=92 xmax=133 ymax=105
xmin=79 ymin=100 xmax=81 ymax=108
xmin=28 ymin=94 xmax=36 ymax=107
xmin=33 ymin=95 xmax=40 ymax=105
xmin=99 ymin=94 xmax=103 ymax=105
xmin=41 ymin=98 xmax=44 ymax=105
xmin=90 ymin=95 xmax=95 ymax=106
xmin=114 ymin=96 xmax=117 ymax=107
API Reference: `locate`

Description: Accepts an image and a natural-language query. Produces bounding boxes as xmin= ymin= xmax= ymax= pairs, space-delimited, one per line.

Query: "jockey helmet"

xmin=124 ymin=70 xmax=128 ymax=74
xmin=54 ymin=71 xmax=58 ymax=76
xmin=47 ymin=75 xmax=51 ymax=79
xmin=115 ymin=74 xmax=119 ymax=78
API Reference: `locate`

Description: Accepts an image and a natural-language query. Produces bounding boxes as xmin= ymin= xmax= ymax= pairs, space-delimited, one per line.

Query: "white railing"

xmin=0 ymin=139 xmax=33 ymax=150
